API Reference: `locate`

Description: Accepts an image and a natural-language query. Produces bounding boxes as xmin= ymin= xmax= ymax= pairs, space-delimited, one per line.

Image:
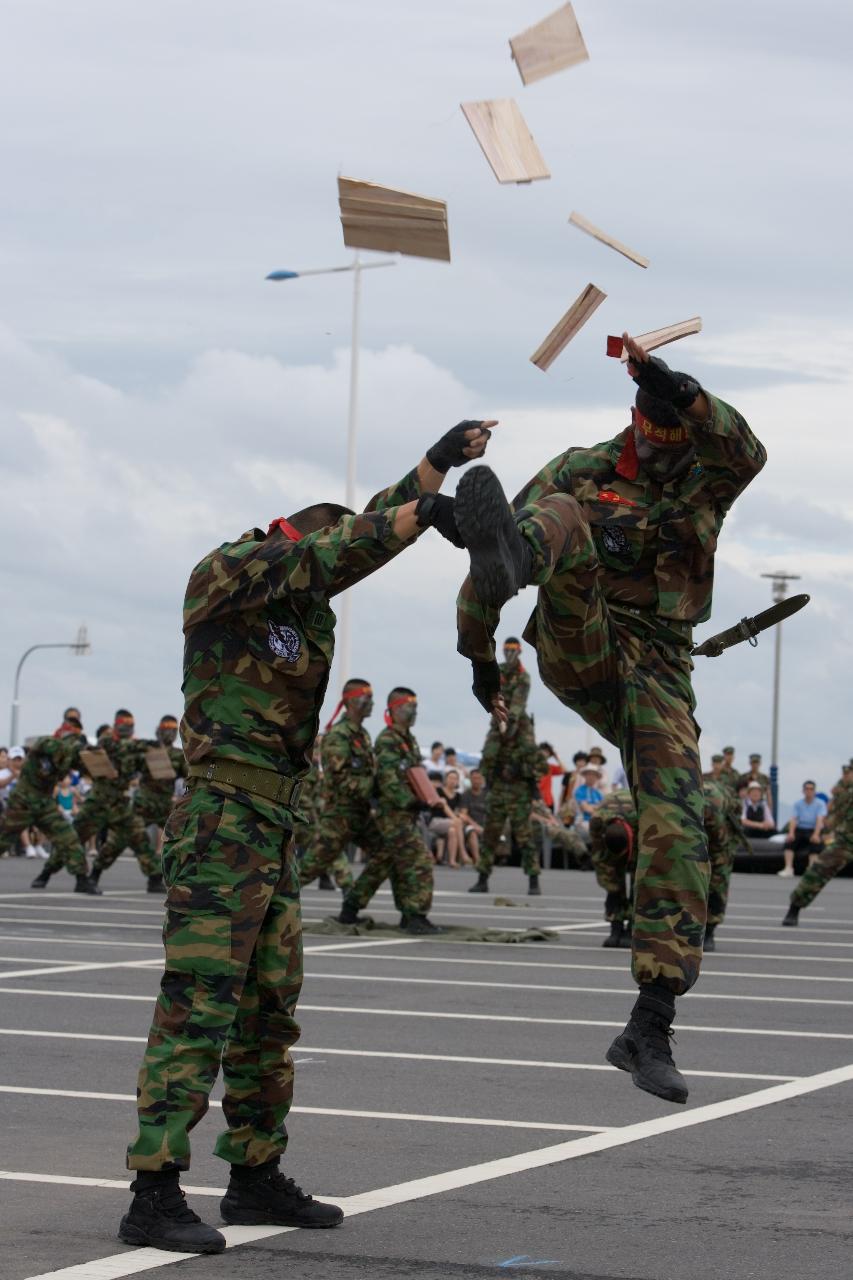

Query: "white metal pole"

xmin=338 ymin=255 xmax=362 ymax=687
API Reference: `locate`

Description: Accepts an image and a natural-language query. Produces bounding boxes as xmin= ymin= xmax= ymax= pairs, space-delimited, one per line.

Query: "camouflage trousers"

xmin=134 ymin=789 xmax=173 ymax=829
xmin=518 ymin=492 xmax=709 ymax=995
xmin=72 ymin=794 xmax=158 ymax=879
xmin=0 ymin=787 xmax=87 ymax=876
xmin=127 ymin=782 xmax=302 ymax=1171
xmin=479 ymin=779 xmax=540 ymax=877
xmin=707 ymin=838 xmax=737 ymax=927
xmin=791 ymin=833 xmax=853 ymax=909
xmin=344 ymin=811 xmax=433 ymax=916
xmin=298 ymin=803 xmax=384 ymax=891
xmin=592 ymin=847 xmax=634 ymax=925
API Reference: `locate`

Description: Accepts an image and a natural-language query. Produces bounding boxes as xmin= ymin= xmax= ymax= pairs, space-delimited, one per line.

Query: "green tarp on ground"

xmin=302 ymin=917 xmax=558 ymax=944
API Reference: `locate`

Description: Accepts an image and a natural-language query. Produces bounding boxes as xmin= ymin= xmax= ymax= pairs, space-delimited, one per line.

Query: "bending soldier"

xmin=120 ymin=418 xmax=494 ymax=1254
xmin=783 ymin=764 xmax=853 ymax=926
xmin=451 ymin=334 xmax=765 ymax=1104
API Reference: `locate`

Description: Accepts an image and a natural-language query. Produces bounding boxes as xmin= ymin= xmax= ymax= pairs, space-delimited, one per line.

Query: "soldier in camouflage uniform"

xmin=469 ymin=641 xmax=546 ymax=895
xmin=135 ymin=716 xmax=188 ymax=853
xmin=293 ymin=738 xmax=342 ymax=888
xmin=531 ymin=796 xmax=588 ymax=869
xmin=450 ymin=335 xmax=765 ymax=1105
xmin=784 ymin=765 xmax=853 ymax=926
xmin=338 ymin=687 xmax=440 ymax=934
xmin=120 ymin=419 xmax=494 ymax=1253
xmin=299 ymin=679 xmax=380 ymax=894
xmin=738 ymin=752 xmax=770 ymax=793
xmin=702 ymin=777 xmax=735 ymax=951
xmin=589 ymin=788 xmax=637 ymax=948
xmin=74 ymin=711 xmax=162 ymax=893
xmin=2 ymin=719 xmax=101 ymax=895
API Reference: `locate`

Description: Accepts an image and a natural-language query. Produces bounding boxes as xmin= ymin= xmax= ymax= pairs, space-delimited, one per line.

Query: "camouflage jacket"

xmin=319 ymin=717 xmax=376 ymax=810
xmin=179 ymin=469 xmax=421 ymax=781
xmin=589 ymin=788 xmax=637 ymax=856
xmin=480 ymin=714 xmax=543 ymax=786
xmin=718 ymin=764 xmax=741 ymax=795
xmin=136 ymin=744 xmax=188 ymax=803
xmin=17 ymin=736 xmax=83 ymax=795
xmin=738 ymin=770 xmax=770 ymax=792
xmin=458 ymin=393 xmax=766 ymax=661
xmin=375 ymin=725 xmax=422 ymax=817
xmin=87 ymin=737 xmax=148 ymax=803
xmin=703 ymin=779 xmax=730 ymax=855
xmin=501 ymin=663 xmax=531 ymax=723
xmin=827 ymin=780 xmax=853 ymax=840
xmin=300 ymin=763 xmax=322 ymax=823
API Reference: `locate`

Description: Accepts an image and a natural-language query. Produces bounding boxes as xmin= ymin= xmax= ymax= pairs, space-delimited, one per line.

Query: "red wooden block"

xmin=606 ymin=335 xmax=623 ymax=358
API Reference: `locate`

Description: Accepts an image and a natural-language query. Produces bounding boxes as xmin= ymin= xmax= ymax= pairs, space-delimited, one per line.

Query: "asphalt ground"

xmin=1 ymin=856 xmax=851 ymax=1280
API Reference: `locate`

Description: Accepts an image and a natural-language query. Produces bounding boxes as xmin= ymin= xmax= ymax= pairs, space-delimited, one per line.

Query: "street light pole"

xmin=266 ymin=255 xmax=395 ymax=686
xmin=9 ymin=624 xmax=91 ymax=744
xmin=760 ymin=572 xmax=800 ymax=821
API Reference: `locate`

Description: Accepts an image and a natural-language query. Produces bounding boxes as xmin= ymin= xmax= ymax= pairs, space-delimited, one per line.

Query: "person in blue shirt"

xmin=777 ymin=780 xmax=827 ymax=877
xmin=574 ymin=764 xmax=604 ymax=831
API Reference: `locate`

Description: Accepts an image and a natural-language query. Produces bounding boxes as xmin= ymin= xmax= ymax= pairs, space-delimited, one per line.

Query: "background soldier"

xmin=719 ymin=745 xmax=738 ymax=792
xmin=702 ymin=777 xmax=736 ymax=952
xmin=4 ymin=719 xmax=101 ymax=895
xmin=589 ymin=788 xmax=636 ymax=948
xmin=134 ymin=715 xmax=187 ymax=856
xmin=339 ymin=687 xmax=440 ymax=934
xmin=453 ymin=335 xmax=765 ymax=1104
xmin=738 ymin=752 xmax=770 ymax=792
xmin=120 ymin=420 xmax=493 ymax=1253
xmin=294 ymin=736 xmax=340 ymax=888
xmin=300 ymin=679 xmax=379 ymax=895
xmin=79 ymin=710 xmax=162 ymax=892
xmin=784 ymin=764 xmax=853 ymax=926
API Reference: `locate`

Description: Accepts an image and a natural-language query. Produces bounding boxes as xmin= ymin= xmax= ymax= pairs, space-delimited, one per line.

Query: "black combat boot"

xmin=454 ymin=465 xmax=535 ymax=610
xmin=602 ymin=921 xmax=624 ymax=948
xmin=89 ymin=866 xmax=102 ymax=886
xmin=618 ymin=924 xmax=633 ymax=950
xmin=337 ymin=899 xmax=367 ymax=925
xmin=220 ymin=1158 xmax=343 ymax=1228
xmin=527 ymin=875 xmax=542 ymax=896
xmin=402 ymin=914 xmax=443 ymax=936
xmin=468 ymin=872 xmax=490 ymax=893
xmin=147 ymin=874 xmax=165 ymax=894
xmin=119 ymin=1170 xmax=225 ymax=1253
xmin=75 ymin=874 xmax=103 ymax=896
xmin=317 ymin=873 xmax=336 ymax=891
xmin=703 ymin=924 xmax=716 ymax=952
xmin=30 ymin=868 xmax=54 ymax=889
xmin=782 ymin=904 xmax=800 ymax=927
xmin=606 ymin=984 xmax=688 ymax=1105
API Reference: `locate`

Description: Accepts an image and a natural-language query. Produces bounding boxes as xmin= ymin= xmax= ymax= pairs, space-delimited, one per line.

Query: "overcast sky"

xmin=2 ymin=0 xmax=852 ymax=805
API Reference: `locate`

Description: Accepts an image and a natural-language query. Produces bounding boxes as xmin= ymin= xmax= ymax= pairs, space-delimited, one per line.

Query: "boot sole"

xmin=455 ymin=467 xmax=518 ymax=609
xmin=605 ymin=1043 xmax=688 ymax=1105
xmin=220 ymin=1204 xmax=344 ymax=1229
xmin=118 ymin=1222 xmax=225 ymax=1254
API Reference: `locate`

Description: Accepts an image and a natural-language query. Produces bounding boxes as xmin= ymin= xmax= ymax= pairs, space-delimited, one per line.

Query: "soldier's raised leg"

xmin=783 ymin=836 xmax=853 ymax=926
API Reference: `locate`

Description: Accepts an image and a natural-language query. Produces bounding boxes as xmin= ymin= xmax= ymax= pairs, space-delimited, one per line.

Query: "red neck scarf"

xmin=267 ymin=518 xmax=304 ymax=541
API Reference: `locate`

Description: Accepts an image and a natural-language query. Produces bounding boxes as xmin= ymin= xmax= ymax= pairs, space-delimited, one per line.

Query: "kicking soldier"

xmin=338 ymin=687 xmax=440 ymax=934
xmin=119 ymin=418 xmax=494 ymax=1253
xmin=451 ymin=334 xmax=765 ymax=1104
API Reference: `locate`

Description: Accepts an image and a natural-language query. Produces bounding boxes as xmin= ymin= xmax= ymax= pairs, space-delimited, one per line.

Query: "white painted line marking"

xmin=0 ymin=934 xmax=162 ymax=951
xmin=0 ymin=1032 xmax=799 ymax=1079
xmin=302 ymin=938 xmax=426 ymax=954
xmin=0 ymin=1085 xmax=609 ymax=1132
xmin=14 ymin=1062 xmax=853 ymax=1280
xmin=0 ymin=960 xmax=162 ymax=980
xmin=0 ymin=1171 xmax=228 ymax=1197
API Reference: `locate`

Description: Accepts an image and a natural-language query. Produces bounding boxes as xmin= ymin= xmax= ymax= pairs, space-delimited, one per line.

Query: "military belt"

xmin=188 ymin=760 xmax=302 ymax=809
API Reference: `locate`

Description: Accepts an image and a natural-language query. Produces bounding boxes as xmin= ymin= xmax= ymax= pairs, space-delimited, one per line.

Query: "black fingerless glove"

xmin=471 ymin=659 xmax=501 ymax=714
xmin=415 ymin=493 xmax=464 ymax=548
xmin=426 ymin=420 xmax=490 ymax=472
xmin=630 ymin=355 xmax=700 ymax=409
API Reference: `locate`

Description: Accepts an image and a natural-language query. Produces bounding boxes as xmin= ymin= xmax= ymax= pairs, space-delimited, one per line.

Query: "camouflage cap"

xmin=722 ymin=745 xmax=735 ymax=754
xmin=711 ymin=753 xmax=724 ymax=763
xmin=749 ymin=753 xmax=761 ymax=762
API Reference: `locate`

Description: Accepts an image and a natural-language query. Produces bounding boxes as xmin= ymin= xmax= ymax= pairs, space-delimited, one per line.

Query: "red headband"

xmin=114 ymin=715 xmax=134 ymax=726
xmin=631 ymin=406 xmax=689 ymax=448
xmin=267 ymin=517 xmax=304 ymax=541
xmin=323 ymin=684 xmax=373 ymax=733
xmin=54 ymin=721 xmax=80 ymax=739
xmin=384 ymin=694 xmax=416 ymax=726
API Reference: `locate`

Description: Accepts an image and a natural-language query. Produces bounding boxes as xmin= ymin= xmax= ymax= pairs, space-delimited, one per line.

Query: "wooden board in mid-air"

xmin=510 ymin=3 xmax=590 ymax=85
xmin=569 ymin=211 xmax=649 ymax=268
xmin=338 ymin=177 xmax=450 ymax=262
xmin=461 ymin=99 xmax=550 ymax=184
xmin=606 ymin=317 xmax=703 ymax=361
xmin=80 ymin=749 xmax=117 ymax=780
xmin=531 ymin=283 xmax=607 ymax=371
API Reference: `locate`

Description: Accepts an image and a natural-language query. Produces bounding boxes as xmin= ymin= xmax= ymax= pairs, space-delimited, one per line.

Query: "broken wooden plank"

xmin=568 ymin=210 xmax=649 ymax=268
xmin=510 ymin=2 xmax=590 ymax=86
xmin=337 ymin=176 xmax=450 ymax=262
xmin=531 ymin=283 xmax=607 ymax=371
xmin=605 ymin=317 xmax=703 ymax=362
xmin=460 ymin=99 xmax=550 ymax=184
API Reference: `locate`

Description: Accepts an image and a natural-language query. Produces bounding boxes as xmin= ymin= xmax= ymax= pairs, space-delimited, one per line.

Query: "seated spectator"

xmin=559 ymin=751 xmax=589 ymax=807
xmin=426 ymin=769 xmax=467 ymax=867
xmin=442 ymin=769 xmax=478 ymax=865
xmin=443 ymin=748 xmax=469 ymax=789
xmin=742 ymin=781 xmax=774 ymax=837
xmin=574 ymin=764 xmax=604 ymax=836
xmin=587 ymin=746 xmax=610 ymax=792
xmin=422 ymin=741 xmax=446 ymax=775
xmin=537 ymin=742 xmax=565 ymax=812
xmin=778 ymin=780 xmax=827 ymax=877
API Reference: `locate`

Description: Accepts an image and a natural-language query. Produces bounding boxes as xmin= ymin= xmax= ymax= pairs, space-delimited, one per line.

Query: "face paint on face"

xmin=398 ymin=700 xmax=418 ymax=728
xmin=633 ymin=427 xmax=695 ymax=482
xmin=115 ymin=719 xmax=135 ymax=740
xmin=159 ymin=727 xmax=178 ymax=746
xmin=502 ymin=644 xmax=521 ymax=668
xmin=352 ymin=692 xmax=374 ymax=718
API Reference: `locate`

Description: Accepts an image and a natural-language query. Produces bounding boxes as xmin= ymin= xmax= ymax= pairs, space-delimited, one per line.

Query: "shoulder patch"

xmin=267 ymin=621 xmax=302 ymax=663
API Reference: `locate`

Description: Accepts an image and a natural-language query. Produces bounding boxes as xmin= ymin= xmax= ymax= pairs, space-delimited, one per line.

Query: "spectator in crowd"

xmin=55 ymin=774 xmax=79 ymax=822
xmin=443 ymin=748 xmax=469 ymax=788
xmin=742 ymin=781 xmax=774 ymax=837
xmin=778 ymin=780 xmax=827 ymax=877
xmin=574 ymin=764 xmax=604 ymax=836
xmin=588 ymin=746 xmax=610 ymax=793
xmin=441 ymin=769 xmax=477 ymax=865
xmin=0 ymin=748 xmax=11 ymax=813
xmin=537 ymin=743 xmax=565 ymax=812
xmin=458 ymin=769 xmax=488 ymax=864
xmin=426 ymin=769 xmax=467 ymax=867
xmin=611 ymin=757 xmax=629 ymax=791
xmin=559 ymin=751 xmax=589 ymax=808
xmin=423 ymin=741 xmax=446 ymax=775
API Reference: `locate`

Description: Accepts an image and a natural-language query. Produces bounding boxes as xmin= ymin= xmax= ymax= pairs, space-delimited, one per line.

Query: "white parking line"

xmin=15 ymin=1061 xmax=853 ymax=1280
xmin=0 ymin=1085 xmax=610 ymax=1133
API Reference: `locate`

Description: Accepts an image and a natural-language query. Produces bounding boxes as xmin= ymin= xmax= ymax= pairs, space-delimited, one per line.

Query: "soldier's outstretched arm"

xmin=364 ymin=421 xmax=497 ymax=512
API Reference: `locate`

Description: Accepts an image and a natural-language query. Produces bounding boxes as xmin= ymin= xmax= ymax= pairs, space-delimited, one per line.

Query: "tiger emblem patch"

xmin=267 ymin=621 xmax=302 ymax=662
